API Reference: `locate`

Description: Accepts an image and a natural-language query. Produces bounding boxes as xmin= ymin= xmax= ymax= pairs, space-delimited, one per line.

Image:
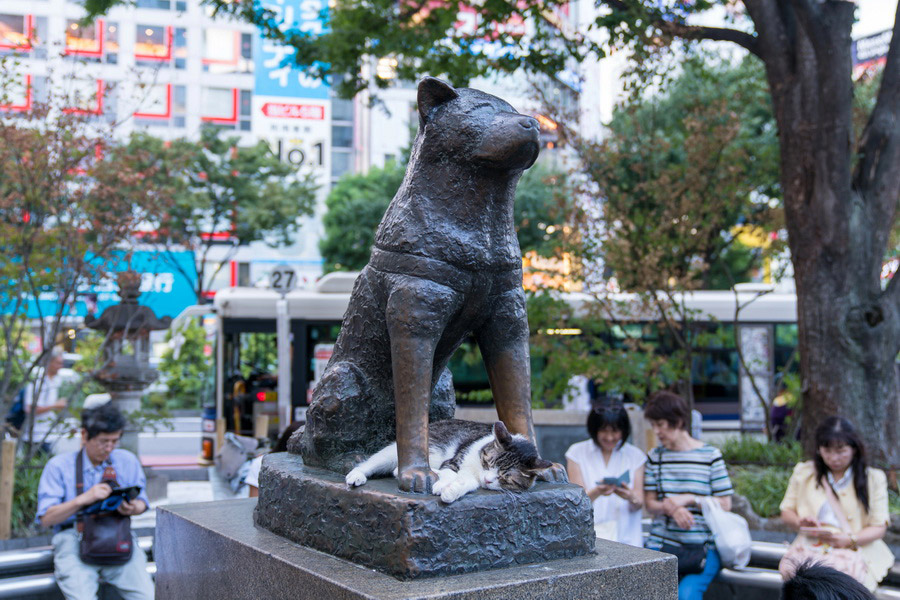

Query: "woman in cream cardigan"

xmin=780 ymin=416 xmax=894 ymax=591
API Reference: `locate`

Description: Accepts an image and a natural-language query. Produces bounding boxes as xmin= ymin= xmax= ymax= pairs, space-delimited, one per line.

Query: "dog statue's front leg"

xmin=478 ymin=287 xmax=568 ymax=484
xmin=390 ymin=334 xmax=439 ymax=493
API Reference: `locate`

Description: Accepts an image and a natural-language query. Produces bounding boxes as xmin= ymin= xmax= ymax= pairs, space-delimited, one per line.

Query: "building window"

xmin=331 ymin=150 xmax=352 ymax=180
xmin=135 ymin=0 xmax=186 ymax=11
xmin=173 ymin=27 xmax=187 ymax=69
xmin=135 ymin=24 xmax=170 ymax=62
xmin=63 ymin=78 xmax=105 ymax=116
xmin=0 ymin=14 xmax=48 ymax=59
xmin=0 ymin=14 xmax=32 ymax=51
xmin=203 ymin=29 xmax=252 ymax=74
xmin=137 ymin=0 xmax=169 ymax=8
xmin=331 ymin=124 xmax=353 ymax=149
xmin=239 ymin=89 xmax=252 ymax=131
xmin=201 ymin=87 xmax=238 ymax=124
xmin=331 ymin=98 xmax=353 ymax=122
xmin=0 ymin=73 xmax=32 ymax=111
xmin=133 ymin=83 xmax=185 ymax=128
xmin=237 ymin=262 xmax=251 ymax=286
xmin=66 ymin=19 xmax=118 ymax=64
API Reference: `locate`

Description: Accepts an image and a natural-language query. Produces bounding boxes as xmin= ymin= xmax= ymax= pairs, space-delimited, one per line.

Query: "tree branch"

xmin=601 ymin=0 xmax=762 ymax=57
xmin=743 ymin=0 xmax=795 ymax=82
xmin=853 ymin=5 xmax=900 ymax=215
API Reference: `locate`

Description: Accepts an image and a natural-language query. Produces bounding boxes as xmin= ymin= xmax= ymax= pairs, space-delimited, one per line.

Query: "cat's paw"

xmin=431 ymin=477 xmax=451 ymax=496
xmin=440 ymin=481 xmax=468 ymax=504
xmin=345 ymin=468 xmax=368 ymax=487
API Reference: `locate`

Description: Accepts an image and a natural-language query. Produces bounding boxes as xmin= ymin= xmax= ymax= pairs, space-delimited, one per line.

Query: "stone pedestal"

xmin=253 ymin=453 xmax=597 ymax=579
xmin=155 ymin=499 xmax=677 ymax=600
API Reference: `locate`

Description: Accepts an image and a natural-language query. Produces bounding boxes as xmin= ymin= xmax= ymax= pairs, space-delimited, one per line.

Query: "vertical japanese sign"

xmin=252 ymin=0 xmax=332 ymax=281
xmin=253 ymin=0 xmax=330 ymax=100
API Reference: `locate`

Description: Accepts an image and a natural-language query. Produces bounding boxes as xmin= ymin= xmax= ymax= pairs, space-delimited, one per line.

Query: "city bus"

xmin=174 ymin=272 xmax=797 ymax=440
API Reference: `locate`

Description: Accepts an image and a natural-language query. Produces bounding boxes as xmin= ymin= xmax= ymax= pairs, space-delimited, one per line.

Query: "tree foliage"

xmin=579 ymin=55 xmax=783 ymax=293
xmin=0 ymin=57 xmax=170 ymax=438
xmin=76 ymin=0 xmax=900 ymax=465
xmin=159 ymin=320 xmax=213 ymax=410
xmin=320 ymin=161 xmax=406 ymax=273
xmin=125 ymin=126 xmax=319 ymax=299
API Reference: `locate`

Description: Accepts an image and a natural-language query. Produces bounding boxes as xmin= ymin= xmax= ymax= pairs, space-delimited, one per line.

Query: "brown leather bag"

xmin=75 ymin=452 xmax=133 ymax=566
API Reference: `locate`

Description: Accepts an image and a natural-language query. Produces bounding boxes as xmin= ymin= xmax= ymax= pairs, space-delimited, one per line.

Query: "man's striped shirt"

xmin=644 ymin=444 xmax=733 ymax=548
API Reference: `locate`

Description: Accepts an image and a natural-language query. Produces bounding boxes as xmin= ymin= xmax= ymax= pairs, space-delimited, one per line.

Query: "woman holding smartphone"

xmin=566 ymin=404 xmax=646 ymax=547
xmin=779 ymin=416 xmax=893 ymax=591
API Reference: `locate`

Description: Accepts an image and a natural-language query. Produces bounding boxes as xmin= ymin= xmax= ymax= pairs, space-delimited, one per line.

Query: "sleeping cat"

xmin=345 ymin=419 xmax=553 ymax=503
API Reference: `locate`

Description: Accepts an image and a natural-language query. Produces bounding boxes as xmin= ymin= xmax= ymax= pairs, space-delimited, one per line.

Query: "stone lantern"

xmin=84 ymin=270 xmax=172 ymax=453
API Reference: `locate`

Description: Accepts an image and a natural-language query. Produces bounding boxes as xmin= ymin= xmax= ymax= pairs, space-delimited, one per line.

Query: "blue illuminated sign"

xmin=254 ymin=0 xmax=330 ymax=100
xmin=19 ymin=250 xmax=198 ymax=320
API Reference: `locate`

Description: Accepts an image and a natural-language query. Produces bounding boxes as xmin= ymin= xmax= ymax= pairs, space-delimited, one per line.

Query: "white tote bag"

xmin=700 ymin=497 xmax=752 ymax=569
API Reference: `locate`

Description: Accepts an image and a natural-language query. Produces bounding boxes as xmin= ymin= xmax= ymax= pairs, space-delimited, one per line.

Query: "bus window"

xmin=301 ymin=323 xmax=341 ymax=405
xmin=226 ymin=331 xmax=278 ymax=435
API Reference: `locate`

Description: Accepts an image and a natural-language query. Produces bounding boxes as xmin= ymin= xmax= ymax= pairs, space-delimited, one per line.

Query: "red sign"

xmin=261 ymin=102 xmax=325 ymax=120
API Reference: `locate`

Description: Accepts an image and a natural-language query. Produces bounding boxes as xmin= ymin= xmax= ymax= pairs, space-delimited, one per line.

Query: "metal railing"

xmin=0 ymin=537 xmax=153 ymax=599
xmin=0 ymin=535 xmax=896 ymax=598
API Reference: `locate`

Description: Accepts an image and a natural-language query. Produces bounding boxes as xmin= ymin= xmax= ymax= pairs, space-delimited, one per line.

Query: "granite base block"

xmin=154 ymin=499 xmax=677 ymax=600
xmin=253 ymin=452 xmax=595 ymax=579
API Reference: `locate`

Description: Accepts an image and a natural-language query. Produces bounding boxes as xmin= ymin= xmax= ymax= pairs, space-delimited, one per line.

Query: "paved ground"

xmin=132 ymin=466 xmax=250 ymax=530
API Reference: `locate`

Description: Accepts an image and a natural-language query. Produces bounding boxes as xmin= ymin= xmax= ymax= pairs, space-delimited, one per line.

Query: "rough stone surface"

xmin=155 ymin=499 xmax=678 ymax=600
xmin=253 ymin=452 xmax=595 ymax=579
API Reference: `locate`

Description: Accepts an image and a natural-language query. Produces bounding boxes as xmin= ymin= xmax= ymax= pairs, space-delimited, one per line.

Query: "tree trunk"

xmin=753 ymin=1 xmax=900 ymax=468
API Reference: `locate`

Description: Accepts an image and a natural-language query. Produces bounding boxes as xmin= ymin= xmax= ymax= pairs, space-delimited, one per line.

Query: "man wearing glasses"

xmin=35 ymin=402 xmax=153 ymax=600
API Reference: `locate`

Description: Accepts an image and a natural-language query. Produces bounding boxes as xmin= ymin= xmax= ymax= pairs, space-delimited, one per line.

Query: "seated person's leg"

xmin=677 ymin=548 xmax=721 ymax=600
xmin=52 ymin=529 xmax=101 ymax=600
xmin=100 ymin=533 xmax=154 ymax=600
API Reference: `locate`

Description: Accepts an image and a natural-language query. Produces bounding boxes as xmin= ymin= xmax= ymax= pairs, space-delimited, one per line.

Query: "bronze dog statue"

xmin=291 ymin=77 xmax=557 ymax=493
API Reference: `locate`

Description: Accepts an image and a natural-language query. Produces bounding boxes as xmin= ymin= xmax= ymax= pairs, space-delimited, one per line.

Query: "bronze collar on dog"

xmin=370 ymin=247 xmax=522 ymax=294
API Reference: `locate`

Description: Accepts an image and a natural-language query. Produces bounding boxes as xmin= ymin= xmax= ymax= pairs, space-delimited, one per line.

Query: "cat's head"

xmin=479 ymin=421 xmax=553 ymax=492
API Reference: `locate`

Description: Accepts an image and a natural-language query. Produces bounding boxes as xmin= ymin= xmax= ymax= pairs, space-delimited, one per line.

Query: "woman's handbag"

xmin=778 ymin=481 xmax=868 ymax=584
xmin=700 ymin=497 xmax=752 ymax=569
xmin=659 ymin=541 xmax=708 ymax=576
xmin=75 ymin=452 xmax=134 ymax=566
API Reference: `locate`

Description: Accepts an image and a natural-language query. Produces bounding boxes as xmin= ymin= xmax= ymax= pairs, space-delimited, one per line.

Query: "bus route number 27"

xmin=270 ymin=264 xmax=297 ymax=296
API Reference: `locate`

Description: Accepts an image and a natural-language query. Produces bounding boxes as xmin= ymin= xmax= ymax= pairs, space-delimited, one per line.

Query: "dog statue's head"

xmin=415 ymin=77 xmax=541 ymax=172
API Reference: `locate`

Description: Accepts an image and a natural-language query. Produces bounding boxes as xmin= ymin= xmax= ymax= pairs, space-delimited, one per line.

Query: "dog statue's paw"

xmin=398 ymin=465 xmax=437 ymax=494
xmin=537 ymin=462 xmax=569 ymax=483
xmin=345 ymin=468 xmax=367 ymax=487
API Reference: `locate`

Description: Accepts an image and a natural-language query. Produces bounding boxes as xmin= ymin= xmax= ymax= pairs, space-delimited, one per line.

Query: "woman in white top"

xmin=566 ymin=404 xmax=646 ymax=547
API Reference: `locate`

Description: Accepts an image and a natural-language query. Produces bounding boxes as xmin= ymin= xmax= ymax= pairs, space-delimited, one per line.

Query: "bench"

xmin=713 ymin=540 xmax=900 ymax=600
xmin=0 ymin=537 xmax=153 ymax=599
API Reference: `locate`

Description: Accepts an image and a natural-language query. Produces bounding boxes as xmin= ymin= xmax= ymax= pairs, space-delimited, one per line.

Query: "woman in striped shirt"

xmin=642 ymin=391 xmax=734 ymax=600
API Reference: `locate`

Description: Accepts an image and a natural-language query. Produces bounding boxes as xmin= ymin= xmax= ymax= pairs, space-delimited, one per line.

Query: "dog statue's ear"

xmin=418 ymin=77 xmax=459 ymax=124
